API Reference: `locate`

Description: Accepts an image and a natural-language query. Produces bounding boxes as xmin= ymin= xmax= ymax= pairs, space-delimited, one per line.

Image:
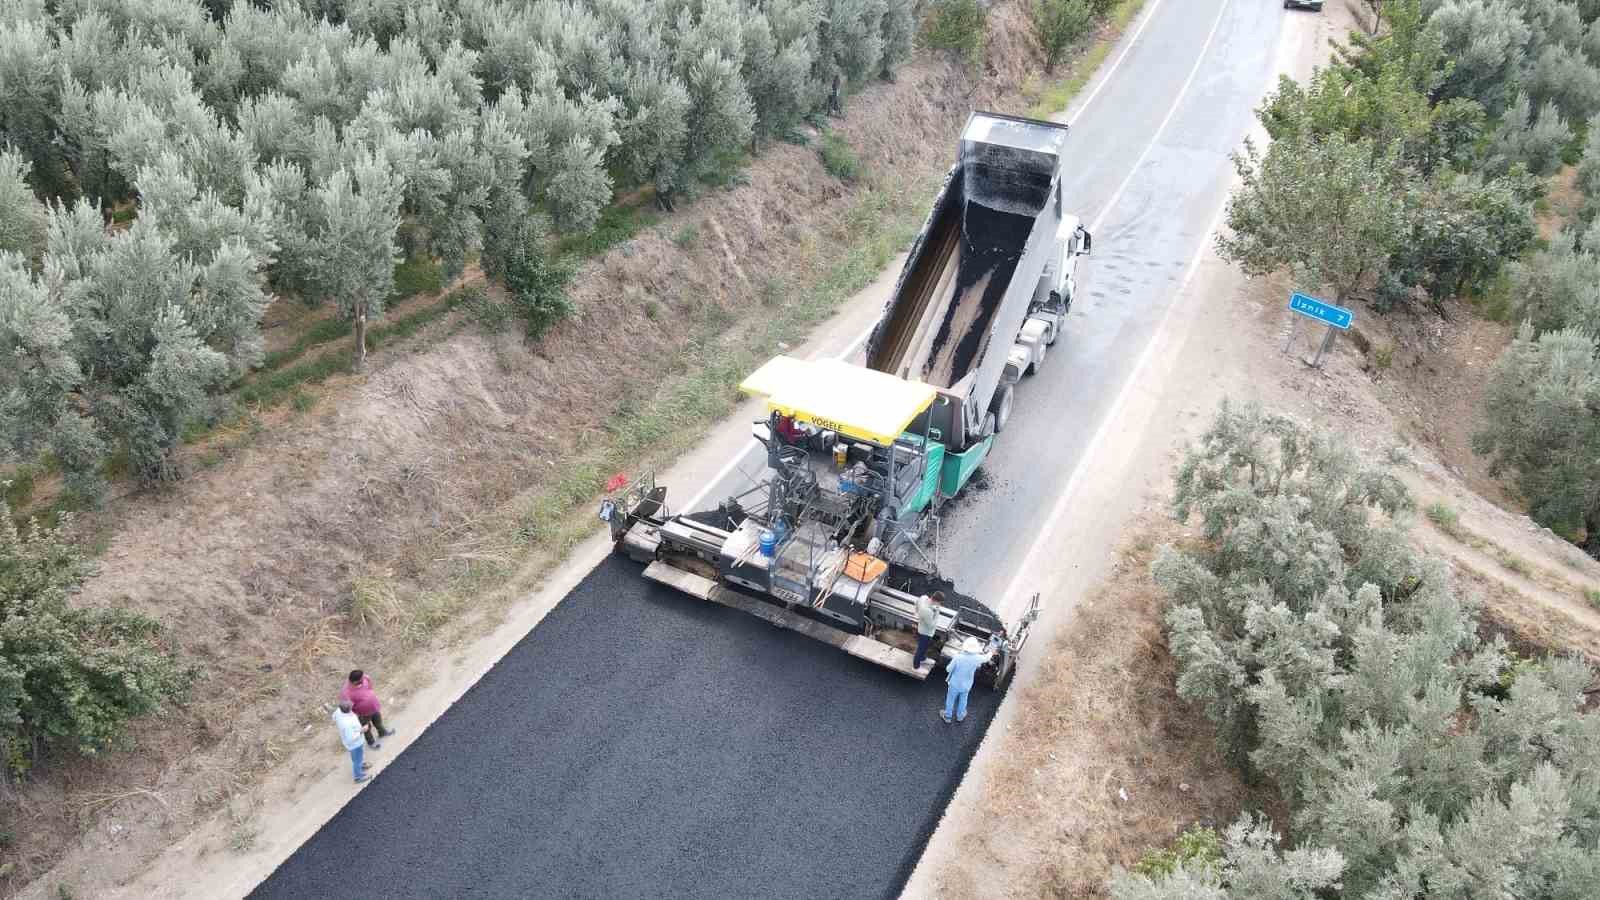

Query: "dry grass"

xmin=287 ymin=617 xmax=350 ymax=674
xmin=1454 ymin=560 xmax=1600 ymax=666
xmin=929 ymin=514 xmax=1276 ymax=899
xmin=1422 ymin=501 xmax=1596 ymax=600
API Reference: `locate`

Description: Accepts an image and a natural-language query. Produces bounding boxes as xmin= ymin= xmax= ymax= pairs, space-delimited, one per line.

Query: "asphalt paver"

xmin=252 ymin=555 xmax=1000 ymax=900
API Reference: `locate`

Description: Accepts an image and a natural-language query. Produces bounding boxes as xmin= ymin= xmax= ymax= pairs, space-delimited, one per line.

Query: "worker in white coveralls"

xmin=913 ymin=591 xmax=942 ymax=669
xmin=941 ymin=636 xmax=994 ymax=724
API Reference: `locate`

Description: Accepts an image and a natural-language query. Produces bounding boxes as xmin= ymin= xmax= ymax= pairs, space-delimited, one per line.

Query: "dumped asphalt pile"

xmin=252 ymin=553 xmax=1002 ymax=900
xmin=922 ymin=198 xmax=1033 ymax=386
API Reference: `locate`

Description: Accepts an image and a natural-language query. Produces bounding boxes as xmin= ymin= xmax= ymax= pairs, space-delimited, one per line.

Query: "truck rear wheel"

xmin=990 ymin=384 xmax=1014 ymax=433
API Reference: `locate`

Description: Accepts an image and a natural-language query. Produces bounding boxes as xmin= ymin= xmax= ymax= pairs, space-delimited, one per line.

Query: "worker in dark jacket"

xmin=340 ymin=670 xmax=395 ymax=748
xmin=913 ymin=591 xmax=942 ymax=669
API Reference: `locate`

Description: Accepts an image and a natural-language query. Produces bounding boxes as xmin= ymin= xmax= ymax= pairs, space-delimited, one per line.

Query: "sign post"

xmin=1284 ymin=292 xmax=1353 ymax=368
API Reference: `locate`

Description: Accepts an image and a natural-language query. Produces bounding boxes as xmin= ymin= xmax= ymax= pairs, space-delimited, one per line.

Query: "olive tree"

xmin=742 ymin=2 xmax=817 ymax=143
xmin=1475 ymin=325 xmax=1600 ymax=547
xmin=1429 ymin=0 xmax=1530 ymax=117
xmin=307 ymin=149 xmax=403 ymax=371
xmin=1217 ymin=133 xmax=1408 ymax=306
xmin=0 ymin=15 xmax=63 ymax=196
xmin=0 ymin=210 xmax=260 ymax=490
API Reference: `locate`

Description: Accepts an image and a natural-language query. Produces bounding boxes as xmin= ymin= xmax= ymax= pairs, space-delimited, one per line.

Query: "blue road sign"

xmin=1288 ymin=292 xmax=1353 ymax=330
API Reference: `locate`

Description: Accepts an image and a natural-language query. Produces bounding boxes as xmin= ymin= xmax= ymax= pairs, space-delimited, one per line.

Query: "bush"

xmin=923 ymin=0 xmax=987 ymax=63
xmin=1424 ymin=500 xmax=1463 ymax=537
xmin=0 ymin=506 xmax=189 ymax=778
xmin=818 ymin=132 xmax=863 ymax=183
xmin=1113 ymin=815 xmax=1342 ymax=899
xmin=1130 ymin=826 xmax=1224 ymax=879
xmin=483 ymin=203 xmax=576 ymax=341
xmin=1032 ymin=0 xmax=1096 ymax=73
xmin=391 ymin=257 xmax=445 ymax=301
xmin=1132 ymin=400 xmax=1600 ymax=898
xmin=506 ymin=249 xmax=576 ymax=342
xmin=672 ymin=224 xmax=701 ymax=249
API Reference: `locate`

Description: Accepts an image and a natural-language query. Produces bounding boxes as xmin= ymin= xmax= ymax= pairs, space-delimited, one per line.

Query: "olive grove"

xmin=1114 ymin=403 xmax=1600 ymax=899
xmin=0 ymin=0 xmax=931 ymax=498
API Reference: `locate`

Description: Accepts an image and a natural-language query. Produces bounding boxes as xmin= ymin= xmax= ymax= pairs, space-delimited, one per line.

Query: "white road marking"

xmin=996 ymin=179 xmax=1233 ymax=619
xmin=1064 ymin=0 xmax=1167 ymax=127
xmin=995 ymin=0 xmax=1235 ymax=619
xmin=1087 ymin=0 xmax=1233 ymax=235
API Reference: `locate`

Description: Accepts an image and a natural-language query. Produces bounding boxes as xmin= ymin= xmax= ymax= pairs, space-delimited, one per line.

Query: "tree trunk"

xmin=353 ymin=299 xmax=368 ymax=372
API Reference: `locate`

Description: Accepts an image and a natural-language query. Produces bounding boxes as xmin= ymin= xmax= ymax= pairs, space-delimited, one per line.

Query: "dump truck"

xmin=601 ymin=112 xmax=1092 ymax=688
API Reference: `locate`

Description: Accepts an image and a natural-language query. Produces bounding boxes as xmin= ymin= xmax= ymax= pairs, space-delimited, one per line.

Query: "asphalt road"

xmin=254 ymin=2 xmax=1282 ymax=896
xmin=253 ymin=556 xmax=1001 ymax=899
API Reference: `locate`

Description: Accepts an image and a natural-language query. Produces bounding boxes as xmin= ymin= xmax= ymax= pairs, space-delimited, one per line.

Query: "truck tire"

xmin=990 ymin=383 xmax=1014 ymax=433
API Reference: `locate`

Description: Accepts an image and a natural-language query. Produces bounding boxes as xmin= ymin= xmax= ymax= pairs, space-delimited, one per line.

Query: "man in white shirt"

xmin=330 ymin=701 xmax=371 ymax=783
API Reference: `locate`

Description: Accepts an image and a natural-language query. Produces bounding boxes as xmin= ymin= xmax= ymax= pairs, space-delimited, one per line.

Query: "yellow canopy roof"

xmin=739 ymin=355 xmax=936 ymax=446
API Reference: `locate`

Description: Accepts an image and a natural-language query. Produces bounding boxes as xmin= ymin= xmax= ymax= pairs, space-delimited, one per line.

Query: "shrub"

xmin=923 ymin=0 xmax=987 ymax=63
xmin=506 ymin=249 xmax=576 ymax=342
xmin=818 ymin=132 xmax=863 ymax=182
xmin=1424 ymin=500 xmax=1462 ymax=537
xmin=1113 ymin=815 xmax=1342 ymax=899
xmin=0 ymin=506 xmax=189 ymax=778
xmin=483 ymin=203 xmax=576 ymax=341
xmin=391 ymin=257 xmax=445 ymax=301
xmin=1032 ymin=0 xmax=1096 ymax=73
xmin=1130 ymin=825 xmax=1224 ymax=879
xmin=467 ymin=286 xmax=514 ymax=333
xmin=1135 ymin=400 xmax=1600 ymax=898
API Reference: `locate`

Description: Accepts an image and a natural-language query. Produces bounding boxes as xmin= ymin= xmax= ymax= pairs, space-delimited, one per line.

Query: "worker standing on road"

xmin=328 ymin=701 xmax=371 ymax=783
xmin=913 ymin=591 xmax=941 ymax=669
xmin=341 ymin=670 xmax=395 ymax=749
xmin=941 ymin=637 xmax=994 ymax=724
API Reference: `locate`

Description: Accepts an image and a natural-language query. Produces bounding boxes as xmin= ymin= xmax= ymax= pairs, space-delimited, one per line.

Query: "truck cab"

xmin=1008 ymin=214 xmax=1092 ymax=385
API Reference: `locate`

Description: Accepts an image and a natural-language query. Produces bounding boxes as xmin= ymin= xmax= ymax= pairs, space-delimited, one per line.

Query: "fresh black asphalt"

xmin=251 ymin=554 xmax=1000 ymax=900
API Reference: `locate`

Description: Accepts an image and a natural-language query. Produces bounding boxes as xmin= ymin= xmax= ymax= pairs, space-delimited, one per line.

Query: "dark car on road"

xmin=1284 ymin=0 xmax=1324 ymax=8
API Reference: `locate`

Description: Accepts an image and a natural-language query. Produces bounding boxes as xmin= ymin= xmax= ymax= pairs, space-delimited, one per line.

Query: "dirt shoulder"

xmin=928 ymin=513 xmax=1281 ymax=899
